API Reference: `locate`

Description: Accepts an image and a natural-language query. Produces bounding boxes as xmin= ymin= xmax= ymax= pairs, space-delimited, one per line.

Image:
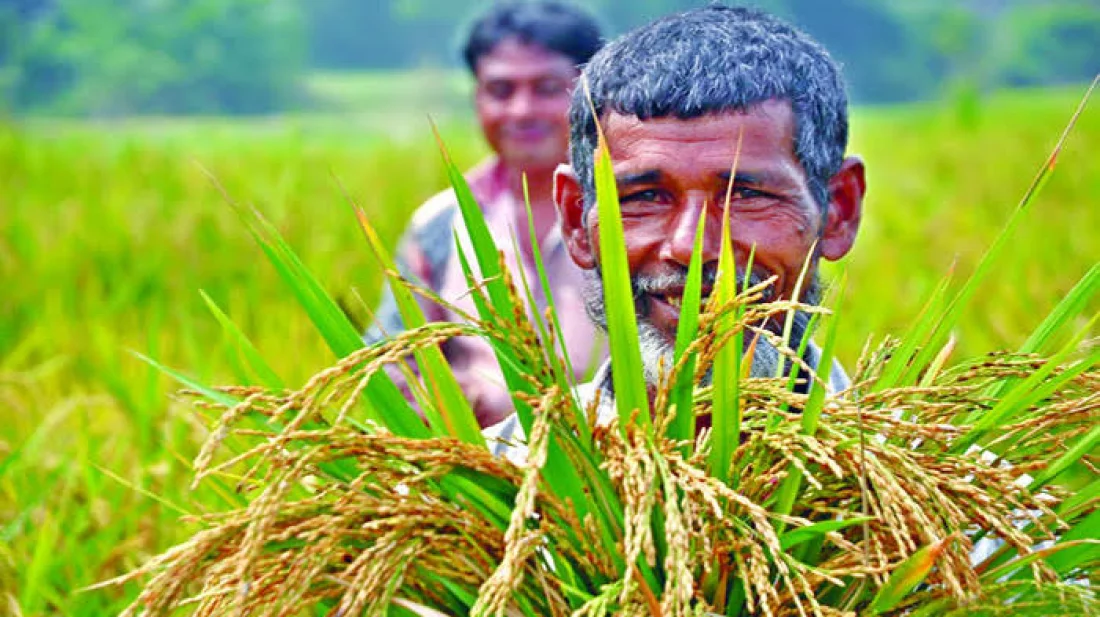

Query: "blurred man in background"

xmin=365 ymin=1 xmax=605 ymax=427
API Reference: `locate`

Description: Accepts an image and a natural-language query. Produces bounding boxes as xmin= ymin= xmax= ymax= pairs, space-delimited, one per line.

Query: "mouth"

xmin=503 ymin=123 xmax=552 ymax=142
xmin=642 ymin=287 xmax=712 ymax=338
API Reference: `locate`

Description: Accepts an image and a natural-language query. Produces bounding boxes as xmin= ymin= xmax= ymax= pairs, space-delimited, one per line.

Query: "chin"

xmin=502 ymin=147 xmax=562 ymax=170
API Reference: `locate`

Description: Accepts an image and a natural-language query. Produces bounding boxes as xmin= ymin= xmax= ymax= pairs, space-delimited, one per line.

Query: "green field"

xmin=1 ymin=86 xmax=1097 ymax=614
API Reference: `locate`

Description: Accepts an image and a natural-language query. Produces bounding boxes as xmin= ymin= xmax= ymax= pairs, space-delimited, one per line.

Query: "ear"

xmin=554 ymin=164 xmax=597 ymax=270
xmin=820 ymin=156 xmax=865 ymax=261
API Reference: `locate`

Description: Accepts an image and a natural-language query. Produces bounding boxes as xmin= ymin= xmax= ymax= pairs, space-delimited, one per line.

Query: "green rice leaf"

xmin=431 ymin=123 xmax=516 ymax=323
xmin=774 ymin=275 xmax=846 ymax=525
xmin=803 ymin=273 xmax=846 ymax=435
xmin=1019 ymin=263 xmax=1099 ymax=356
xmin=435 ymin=129 xmax=541 ymax=443
xmin=355 ymin=208 xmax=483 ymax=446
xmin=199 ymin=290 xmax=284 ymax=389
xmin=669 ymin=213 xmax=707 ymax=450
xmin=131 ymin=350 xmax=238 ymax=408
xmin=776 ymin=243 xmax=818 ymax=381
xmin=229 ymin=204 xmax=428 ymax=436
xmin=872 ymin=265 xmax=954 ymax=392
xmin=956 ymin=320 xmax=1099 ymax=452
xmin=779 ymin=516 xmax=872 ymax=550
xmin=709 ymin=144 xmax=744 ymax=484
xmin=898 ymin=78 xmax=1096 ymax=387
xmin=984 ymin=537 xmax=1100 ymax=582
xmin=593 ymin=122 xmax=651 ymax=432
xmin=868 ymin=535 xmax=954 ymax=615
xmin=1038 ymin=509 xmax=1100 ymax=577
xmin=239 ymin=206 xmax=365 ymax=359
xmin=1027 ymin=419 xmax=1100 ymax=492
xmin=514 ymin=184 xmax=593 ymax=445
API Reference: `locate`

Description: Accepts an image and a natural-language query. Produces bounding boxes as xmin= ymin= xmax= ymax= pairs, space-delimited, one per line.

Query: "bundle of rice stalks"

xmin=102 ymin=96 xmax=1098 ymax=616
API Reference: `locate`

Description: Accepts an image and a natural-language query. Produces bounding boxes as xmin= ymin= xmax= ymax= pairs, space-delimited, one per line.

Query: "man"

xmin=365 ymin=2 xmax=605 ymax=428
xmin=486 ymin=5 xmax=864 ymax=448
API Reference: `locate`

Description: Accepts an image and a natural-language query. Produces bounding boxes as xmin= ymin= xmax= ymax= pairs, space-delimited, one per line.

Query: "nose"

xmin=659 ymin=195 xmax=721 ymax=268
xmin=506 ymin=87 xmax=536 ymax=118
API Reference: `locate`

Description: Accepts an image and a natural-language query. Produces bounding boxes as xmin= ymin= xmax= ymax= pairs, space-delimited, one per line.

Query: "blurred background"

xmin=1 ymin=1 xmax=1097 ymax=615
xmin=2 ymin=0 xmax=1098 ymax=117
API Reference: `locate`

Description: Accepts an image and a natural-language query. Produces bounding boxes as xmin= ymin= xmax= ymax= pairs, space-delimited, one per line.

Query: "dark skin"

xmin=554 ymin=101 xmax=865 ymax=344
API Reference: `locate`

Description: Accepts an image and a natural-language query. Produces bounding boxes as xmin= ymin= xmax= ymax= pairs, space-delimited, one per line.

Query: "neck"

xmin=499 ymin=159 xmax=559 ymax=246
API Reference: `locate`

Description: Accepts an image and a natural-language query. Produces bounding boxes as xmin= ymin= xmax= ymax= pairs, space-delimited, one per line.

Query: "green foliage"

xmin=2 ymin=0 xmax=305 ymax=115
xmin=997 ymin=3 xmax=1100 ymax=88
xmin=298 ymin=0 xmax=1098 ymax=105
xmin=0 ymin=88 xmax=1097 ymax=615
xmin=99 ymin=83 xmax=1098 ymax=615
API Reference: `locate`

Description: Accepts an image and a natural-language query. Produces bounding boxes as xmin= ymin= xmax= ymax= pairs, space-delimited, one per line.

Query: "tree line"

xmin=2 ymin=0 xmax=1096 ymax=116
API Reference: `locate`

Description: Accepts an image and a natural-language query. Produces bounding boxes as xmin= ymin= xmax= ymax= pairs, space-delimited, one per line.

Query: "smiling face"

xmin=474 ymin=37 xmax=579 ymax=173
xmin=555 ymin=101 xmax=864 ymax=380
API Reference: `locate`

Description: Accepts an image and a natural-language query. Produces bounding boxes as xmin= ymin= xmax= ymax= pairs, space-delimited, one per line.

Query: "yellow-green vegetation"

xmin=0 ymin=86 xmax=1096 ymax=615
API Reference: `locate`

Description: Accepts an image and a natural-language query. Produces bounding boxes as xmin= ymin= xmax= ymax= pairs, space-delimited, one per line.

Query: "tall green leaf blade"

xmin=521 ymin=177 xmax=593 ymax=446
xmin=1018 ymin=263 xmax=1099 ymax=356
xmin=955 ymin=323 xmax=1099 ymax=452
xmin=243 ymin=208 xmax=365 ymax=358
xmin=232 ymin=205 xmax=429 ymax=437
xmin=898 ymin=78 xmax=1096 ymax=387
xmin=431 ymin=124 xmax=516 ymax=321
xmin=434 ymin=132 xmax=541 ymax=444
xmin=1027 ymin=420 xmax=1100 ymax=492
xmin=669 ymin=213 xmax=707 ymax=450
xmin=872 ymin=266 xmax=955 ymax=392
xmin=709 ymin=203 xmax=741 ymax=484
xmin=439 ymin=137 xmax=625 ymax=581
xmin=1038 ymin=509 xmax=1100 ymax=577
xmin=355 ymin=208 xmax=483 ymax=445
xmin=803 ymin=274 xmax=846 ymax=435
xmin=199 ymin=290 xmax=284 ymax=389
xmin=779 ymin=516 xmax=872 ymax=550
xmin=592 ymin=131 xmax=651 ymax=432
xmin=868 ymin=536 xmax=953 ymax=615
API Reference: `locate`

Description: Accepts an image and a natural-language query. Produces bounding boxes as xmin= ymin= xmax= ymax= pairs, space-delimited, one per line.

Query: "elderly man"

xmin=486 ymin=5 xmax=864 ymax=449
xmin=366 ymin=1 xmax=605 ymax=428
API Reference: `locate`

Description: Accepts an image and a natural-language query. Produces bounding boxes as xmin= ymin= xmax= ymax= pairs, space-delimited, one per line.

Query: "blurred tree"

xmin=779 ymin=0 xmax=947 ymax=103
xmin=996 ymin=3 xmax=1100 ymax=88
xmin=4 ymin=0 xmax=1096 ymax=115
xmin=2 ymin=0 xmax=305 ymax=116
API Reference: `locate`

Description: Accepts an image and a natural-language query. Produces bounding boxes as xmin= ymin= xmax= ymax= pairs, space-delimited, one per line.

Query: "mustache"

xmin=630 ymin=265 xmax=774 ymax=304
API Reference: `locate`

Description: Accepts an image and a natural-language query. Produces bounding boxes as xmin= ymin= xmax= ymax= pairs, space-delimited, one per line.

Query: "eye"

xmin=534 ymin=78 xmax=568 ymax=98
xmin=621 ymin=189 xmax=662 ymax=204
xmin=732 ymin=186 xmax=769 ymax=200
xmin=482 ymin=81 xmax=514 ymax=101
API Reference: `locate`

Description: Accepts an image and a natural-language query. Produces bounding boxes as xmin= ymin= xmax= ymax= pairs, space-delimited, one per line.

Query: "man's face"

xmin=474 ymin=37 xmax=578 ymax=172
xmin=555 ymin=101 xmax=864 ymax=382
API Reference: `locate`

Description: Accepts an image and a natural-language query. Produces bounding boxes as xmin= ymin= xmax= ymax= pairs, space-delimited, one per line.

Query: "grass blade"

xmin=779 ymin=515 xmax=872 ymax=551
xmin=898 ymin=77 xmax=1096 ymax=386
xmin=592 ymin=125 xmax=651 ymax=433
xmin=354 ymin=208 xmax=483 ymax=445
xmin=199 ymin=290 xmax=284 ymax=389
xmin=868 ymin=535 xmax=954 ymax=615
xmin=669 ymin=213 xmax=707 ymax=450
xmin=709 ymin=134 xmax=744 ymax=485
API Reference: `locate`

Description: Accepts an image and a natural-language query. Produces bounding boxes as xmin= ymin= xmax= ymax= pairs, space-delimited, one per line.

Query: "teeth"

xmin=666 ymin=295 xmax=681 ymax=308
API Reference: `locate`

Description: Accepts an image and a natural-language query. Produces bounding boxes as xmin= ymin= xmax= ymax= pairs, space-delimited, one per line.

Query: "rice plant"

xmin=100 ymin=87 xmax=1099 ymax=615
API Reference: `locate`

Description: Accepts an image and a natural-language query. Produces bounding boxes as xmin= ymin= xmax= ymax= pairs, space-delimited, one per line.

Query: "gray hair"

xmin=569 ymin=5 xmax=849 ymax=215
